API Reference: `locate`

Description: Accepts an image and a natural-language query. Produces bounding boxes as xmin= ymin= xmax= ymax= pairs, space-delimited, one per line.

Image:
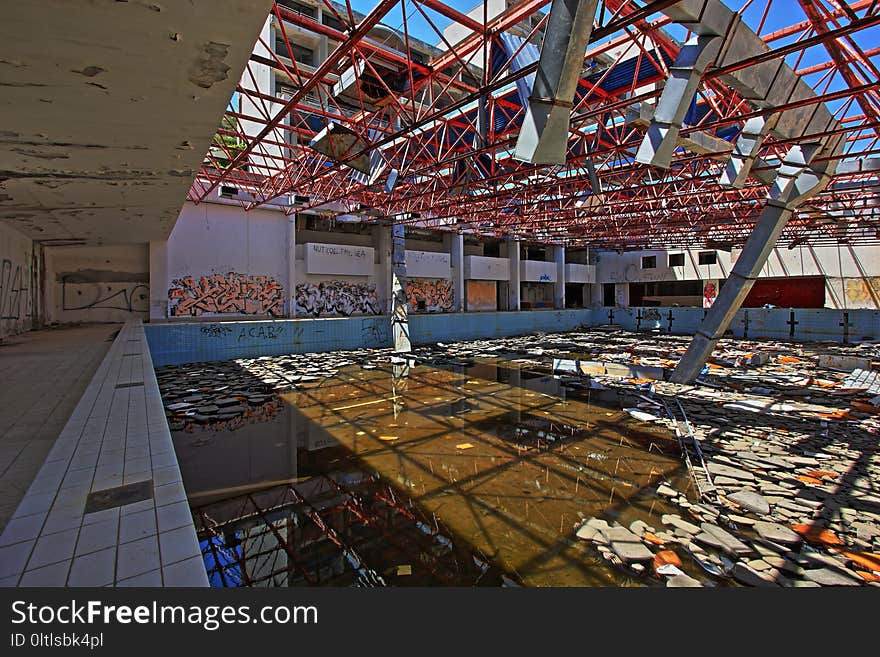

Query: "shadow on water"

xmin=157 ymin=352 xmax=691 ymax=587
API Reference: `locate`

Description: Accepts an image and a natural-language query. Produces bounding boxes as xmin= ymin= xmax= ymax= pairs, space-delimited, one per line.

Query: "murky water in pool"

xmin=170 ymin=357 xmax=690 ymax=586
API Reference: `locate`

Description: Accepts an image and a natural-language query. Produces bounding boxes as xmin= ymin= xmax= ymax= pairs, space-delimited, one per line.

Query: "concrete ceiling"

xmin=0 ymin=0 xmax=273 ymax=244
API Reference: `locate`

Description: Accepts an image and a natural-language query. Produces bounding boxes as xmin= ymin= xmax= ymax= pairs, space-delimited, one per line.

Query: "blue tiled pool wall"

xmin=145 ymin=308 xmax=880 ymax=367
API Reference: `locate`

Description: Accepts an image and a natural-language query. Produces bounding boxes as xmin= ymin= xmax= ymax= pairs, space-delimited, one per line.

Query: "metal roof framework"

xmin=187 ymin=0 xmax=880 ymax=249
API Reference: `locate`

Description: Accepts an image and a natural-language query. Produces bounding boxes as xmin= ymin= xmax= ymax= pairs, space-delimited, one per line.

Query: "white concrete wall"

xmin=594 ymin=245 xmax=880 ymax=309
xmin=159 ymin=202 xmax=880 ymax=316
xmin=239 ymin=18 xmax=279 ymax=173
xmin=595 ymin=248 xmax=733 ymax=284
xmin=45 ymin=244 xmax=149 ymax=324
xmin=166 ymin=202 xmax=288 ymax=318
xmin=406 ymin=250 xmax=451 ymax=279
xmin=746 ymin=244 xmax=880 ymax=309
xmin=0 ymin=222 xmax=35 ymax=338
xmin=521 ymin=259 xmax=556 ymax=282
xmin=565 ymin=263 xmax=596 ymax=284
xmin=149 ymin=240 xmax=168 ymax=321
xmin=464 ymin=255 xmax=509 ymax=280
xmin=304 ymin=242 xmax=374 ymax=276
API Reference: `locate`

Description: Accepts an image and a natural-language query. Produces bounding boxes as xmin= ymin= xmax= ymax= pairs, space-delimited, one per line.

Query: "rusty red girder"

xmin=188 ymin=0 xmax=880 ymax=249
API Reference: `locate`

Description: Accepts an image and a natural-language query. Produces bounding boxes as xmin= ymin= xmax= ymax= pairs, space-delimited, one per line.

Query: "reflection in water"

xmin=169 ymin=357 xmax=689 ymax=587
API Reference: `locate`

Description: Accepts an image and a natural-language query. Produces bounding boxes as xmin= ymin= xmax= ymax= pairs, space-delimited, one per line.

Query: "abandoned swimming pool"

xmin=157 ymin=348 xmax=692 ymax=587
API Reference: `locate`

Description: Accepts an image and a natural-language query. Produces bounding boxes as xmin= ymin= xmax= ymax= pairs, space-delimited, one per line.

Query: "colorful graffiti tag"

xmin=295 ymin=281 xmax=380 ymax=316
xmin=169 ymin=272 xmax=285 ymax=317
xmin=407 ymin=278 xmax=454 ymax=313
xmin=703 ymin=280 xmax=718 ymax=309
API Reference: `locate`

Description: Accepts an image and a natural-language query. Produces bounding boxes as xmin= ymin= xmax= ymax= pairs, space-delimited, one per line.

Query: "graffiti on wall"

xmin=845 ymin=277 xmax=880 ymax=308
xmin=0 ymin=258 xmax=31 ymax=323
xmin=703 ymin=281 xmax=718 ymax=309
xmin=295 ymin=281 xmax=380 ymax=316
xmin=407 ymin=278 xmax=454 ymax=313
xmin=61 ymin=274 xmax=148 ymax=314
xmin=169 ymin=272 xmax=285 ymax=317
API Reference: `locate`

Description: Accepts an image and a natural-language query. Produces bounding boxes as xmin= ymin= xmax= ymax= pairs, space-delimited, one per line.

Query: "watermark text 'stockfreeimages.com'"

xmin=9 ymin=599 xmax=318 ymax=636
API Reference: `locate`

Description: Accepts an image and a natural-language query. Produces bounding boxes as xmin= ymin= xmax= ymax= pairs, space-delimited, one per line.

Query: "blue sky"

xmin=339 ymin=0 xmax=876 ymax=152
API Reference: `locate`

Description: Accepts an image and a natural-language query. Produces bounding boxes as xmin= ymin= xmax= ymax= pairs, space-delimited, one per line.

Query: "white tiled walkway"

xmin=0 ymin=320 xmax=207 ymax=586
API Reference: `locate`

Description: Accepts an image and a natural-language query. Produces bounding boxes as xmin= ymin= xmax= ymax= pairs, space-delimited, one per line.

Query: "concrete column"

xmin=508 ymin=239 xmax=521 ymax=311
xmin=554 ymin=246 xmax=566 ymax=309
xmin=614 ymin=283 xmax=629 ymax=307
xmin=590 ymin=282 xmax=603 ymax=307
xmin=286 ymin=215 xmax=296 ymax=317
xmin=148 ymin=240 xmax=168 ymax=321
xmin=449 ymin=232 xmax=465 ymax=312
xmin=391 ymin=218 xmax=411 ymax=352
xmin=672 ymin=143 xmax=838 ymax=382
xmin=374 ymin=224 xmax=391 ymax=313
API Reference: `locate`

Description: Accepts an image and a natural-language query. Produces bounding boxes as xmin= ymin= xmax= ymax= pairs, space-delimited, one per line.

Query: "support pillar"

xmin=507 ymin=239 xmax=521 ymax=311
xmin=514 ymin=0 xmax=600 ymax=164
xmin=554 ymin=246 xmax=566 ymax=309
xmin=672 ymin=142 xmax=838 ymax=382
xmin=286 ymin=214 xmax=297 ymax=317
xmin=449 ymin=232 xmax=465 ymax=312
xmin=390 ymin=218 xmax=410 ymax=352
xmin=374 ymin=224 xmax=391 ymax=313
xmin=148 ymin=240 xmax=168 ymax=321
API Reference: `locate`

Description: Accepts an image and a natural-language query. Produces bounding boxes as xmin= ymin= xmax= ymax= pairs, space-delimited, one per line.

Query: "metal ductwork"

xmin=514 ymin=0 xmax=600 ymax=165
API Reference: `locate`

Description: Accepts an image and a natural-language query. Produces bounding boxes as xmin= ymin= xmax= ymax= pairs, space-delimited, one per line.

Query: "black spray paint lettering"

xmin=238 ymin=325 xmax=286 ymax=341
xmin=0 ymin=258 xmax=31 ymax=321
xmin=200 ymin=324 xmax=233 ymax=338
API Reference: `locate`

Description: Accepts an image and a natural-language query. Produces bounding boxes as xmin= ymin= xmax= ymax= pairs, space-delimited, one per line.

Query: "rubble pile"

xmin=419 ymin=329 xmax=879 ymax=587
xmin=155 ymin=350 xmax=383 ymax=429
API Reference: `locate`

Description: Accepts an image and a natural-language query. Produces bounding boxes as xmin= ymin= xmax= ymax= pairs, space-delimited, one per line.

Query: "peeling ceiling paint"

xmin=0 ymin=0 xmax=274 ymax=244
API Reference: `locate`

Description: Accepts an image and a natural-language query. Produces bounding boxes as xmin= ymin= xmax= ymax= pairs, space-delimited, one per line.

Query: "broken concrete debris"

xmin=531 ymin=329 xmax=878 ymax=587
xmin=156 ymin=349 xmax=375 ymax=429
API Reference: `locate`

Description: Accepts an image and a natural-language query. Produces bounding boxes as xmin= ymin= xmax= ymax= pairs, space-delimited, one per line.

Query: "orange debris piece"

xmin=791 ymin=524 xmax=843 ymax=547
xmin=852 ymin=401 xmax=880 ymax=415
xmin=653 ymin=550 xmax=682 ymax=575
xmin=806 ymin=470 xmax=837 ymax=480
xmin=643 ymin=532 xmax=665 ymax=546
xmin=818 ymin=409 xmax=850 ymax=420
xmin=854 ymin=570 xmax=880 ymax=583
xmin=778 ymin=356 xmax=802 ymax=364
xmin=839 ymin=550 xmax=880 ymax=573
xmin=797 ymin=475 xmax=824 ymax=486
